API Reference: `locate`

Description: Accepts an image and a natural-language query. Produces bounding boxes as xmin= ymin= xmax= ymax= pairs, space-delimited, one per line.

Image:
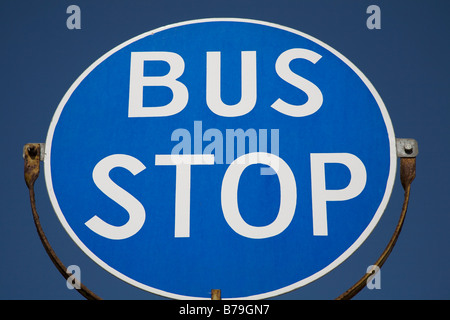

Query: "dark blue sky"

xmin=1 ymin=0 xmax=449 ymax=299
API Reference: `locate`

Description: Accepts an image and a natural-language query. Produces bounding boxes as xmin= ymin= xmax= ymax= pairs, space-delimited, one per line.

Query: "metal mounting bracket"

xmin=396 ymin=138 xmax=419 ymax=158
xmin=25 ymin=137 xmax=418 ymax=300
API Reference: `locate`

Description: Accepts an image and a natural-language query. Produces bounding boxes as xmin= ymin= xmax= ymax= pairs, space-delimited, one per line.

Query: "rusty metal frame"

xmin=24 ymin=143 xmax=102 ymax=300
xmin=24 ymin=138 xmax=416 ymax=300
xmin=335 ymin=139 xmax=417 ymax=300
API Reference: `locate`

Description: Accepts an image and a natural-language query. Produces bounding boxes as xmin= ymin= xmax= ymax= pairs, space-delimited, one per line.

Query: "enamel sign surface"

xmin=45 ymin=18 xmax=396 ymax=299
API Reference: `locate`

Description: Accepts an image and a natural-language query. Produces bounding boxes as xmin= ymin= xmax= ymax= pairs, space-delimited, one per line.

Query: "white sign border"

xmin=44 ymin=18 xmax=397 ymax=300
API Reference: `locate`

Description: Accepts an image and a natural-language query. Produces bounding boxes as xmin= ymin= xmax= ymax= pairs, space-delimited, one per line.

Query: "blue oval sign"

xmin=45 ymin=18 xmax=396 ymax=299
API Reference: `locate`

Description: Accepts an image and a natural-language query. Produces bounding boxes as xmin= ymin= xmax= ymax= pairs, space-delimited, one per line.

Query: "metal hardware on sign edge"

xmin=336 ymin=138 xmax=417 ymax=300
xmin=24 ymin=138 xmax=417 ymax=300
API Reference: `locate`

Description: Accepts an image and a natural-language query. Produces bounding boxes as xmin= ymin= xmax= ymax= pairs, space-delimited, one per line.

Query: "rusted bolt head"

xmin=27 ymin=145 xmax=39 ymax=159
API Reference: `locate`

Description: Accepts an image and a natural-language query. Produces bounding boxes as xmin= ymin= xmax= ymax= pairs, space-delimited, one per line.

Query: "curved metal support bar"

xmin=24 ymin=140 xmax=416 ymax=301
xmin=24 ymin=143 xmax=102 ymax=300
xmin=335 ymin=156 xmax=416 ymax=300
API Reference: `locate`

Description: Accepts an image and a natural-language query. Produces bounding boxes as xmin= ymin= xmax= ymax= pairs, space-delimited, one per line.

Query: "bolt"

xmin=27 ymin=145 xmax=38 ymax=159
xmin=404 ymin=143 xmax=413 ymax=155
